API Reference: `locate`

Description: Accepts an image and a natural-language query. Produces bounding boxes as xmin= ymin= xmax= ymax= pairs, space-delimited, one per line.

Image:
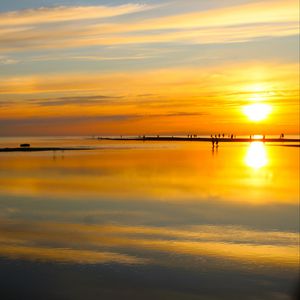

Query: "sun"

xmin=243 ymin=103 xmax=271 ymax=121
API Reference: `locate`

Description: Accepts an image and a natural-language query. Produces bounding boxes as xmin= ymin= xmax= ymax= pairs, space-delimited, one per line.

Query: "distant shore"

xmin=0 ymin=147 xmax=95 ymax=152
xmin=1 ymin=137 xmax=299 ymax=152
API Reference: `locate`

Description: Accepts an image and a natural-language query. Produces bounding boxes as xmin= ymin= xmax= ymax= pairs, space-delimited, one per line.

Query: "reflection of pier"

xmin=98 ymin=136 xmax=300 ymax=143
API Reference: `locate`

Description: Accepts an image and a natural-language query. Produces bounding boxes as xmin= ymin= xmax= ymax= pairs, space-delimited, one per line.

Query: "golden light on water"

xmin=243 ymin=103 xmax=272 ymax=121
xmin=245 ymin=142 xmax=268 ymax=169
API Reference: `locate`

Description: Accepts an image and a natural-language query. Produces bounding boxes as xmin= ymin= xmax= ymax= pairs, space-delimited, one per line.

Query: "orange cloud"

xmin=0 ymin=61 xmax=298 ymax=134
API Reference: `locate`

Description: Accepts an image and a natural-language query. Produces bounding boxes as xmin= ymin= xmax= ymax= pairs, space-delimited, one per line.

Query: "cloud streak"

xmin=0 ymin=62 xmax=298 ymax=97
xmin=30 ymin=95 xmax=123 ymax=106
xmin=0 ymin=0 xmax=298 ymax=53
xmin=0 ymin=4 xmax=152 ymax=26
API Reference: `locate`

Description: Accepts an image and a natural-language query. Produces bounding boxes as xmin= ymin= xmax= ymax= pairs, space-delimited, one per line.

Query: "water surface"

xmin=0 ymin=137 xmax=299 ymax=299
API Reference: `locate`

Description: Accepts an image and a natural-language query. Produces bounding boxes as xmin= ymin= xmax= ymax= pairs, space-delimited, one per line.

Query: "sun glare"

xmin=249 ymin=93 xmax=265 ymax=102
xmin=245 ymin=142 xmax=268 ymax=169
xmin=243 ymin=103 xmax=271 ymax=122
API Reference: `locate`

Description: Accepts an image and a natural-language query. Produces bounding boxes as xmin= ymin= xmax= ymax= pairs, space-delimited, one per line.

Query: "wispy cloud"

xmin=113 ymin=0 xmax=298 ymax=32
xmin=0 ymin=114 xmax=139 ymax=126
xmin=30 ymin=95 xmax=123 ymax=106
xmin=0 ymin=0 xmax=298 ymax=53
xmin=0 ymin=62 xmax=298 ymax=96
xmin=0 ymin=112 xmax=207 ymax=128
xmin=0 ymin=4 xmax=152 ymax=26
xmin=0 ymin=56 xmax=19 ymax=65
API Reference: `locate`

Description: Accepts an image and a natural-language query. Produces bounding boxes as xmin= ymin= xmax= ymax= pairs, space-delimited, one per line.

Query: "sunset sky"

xmin=0 ymin=0 xmax=299 ymax=136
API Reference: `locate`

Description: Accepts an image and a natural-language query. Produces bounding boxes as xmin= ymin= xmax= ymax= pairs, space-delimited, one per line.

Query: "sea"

xmin=0 ymin=136 xmax=299 ymax=300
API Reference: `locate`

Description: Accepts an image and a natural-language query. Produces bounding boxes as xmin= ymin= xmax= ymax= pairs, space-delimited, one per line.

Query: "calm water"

xmin=0 ymin=137 xmax=299 ymax=300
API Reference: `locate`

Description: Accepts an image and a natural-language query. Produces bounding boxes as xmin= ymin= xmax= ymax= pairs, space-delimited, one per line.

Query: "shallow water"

xmin=0 ymin=137 xmax=299 ymax=299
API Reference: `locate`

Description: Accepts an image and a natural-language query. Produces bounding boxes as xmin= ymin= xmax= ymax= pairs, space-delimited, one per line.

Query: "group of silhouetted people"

xmin=210 ymin=133 xmax=238 ymax=148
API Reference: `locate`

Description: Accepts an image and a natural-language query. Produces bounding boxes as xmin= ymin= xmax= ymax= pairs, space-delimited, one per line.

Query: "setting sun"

xmin=243 ymin=103 xmax=272 ymax=122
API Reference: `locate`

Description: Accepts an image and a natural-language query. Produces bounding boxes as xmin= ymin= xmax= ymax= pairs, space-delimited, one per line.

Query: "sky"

xmin=0 ymin=0 xmax=299 ymax=136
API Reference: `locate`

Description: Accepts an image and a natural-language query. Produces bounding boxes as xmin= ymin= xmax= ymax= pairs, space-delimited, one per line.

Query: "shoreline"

xmin=1 ymin=137 xmax=299 ymax=152
xmin=0 ymin=147 xmax=95 ymax=152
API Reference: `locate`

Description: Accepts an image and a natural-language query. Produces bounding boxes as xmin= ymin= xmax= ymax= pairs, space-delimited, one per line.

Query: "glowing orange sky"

xmin=0 ymin=0 xmax=299 ymax=136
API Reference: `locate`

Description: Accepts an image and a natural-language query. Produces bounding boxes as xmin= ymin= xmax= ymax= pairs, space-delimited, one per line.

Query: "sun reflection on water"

xmin=245 ymin=142 xmax=268 ymax=169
